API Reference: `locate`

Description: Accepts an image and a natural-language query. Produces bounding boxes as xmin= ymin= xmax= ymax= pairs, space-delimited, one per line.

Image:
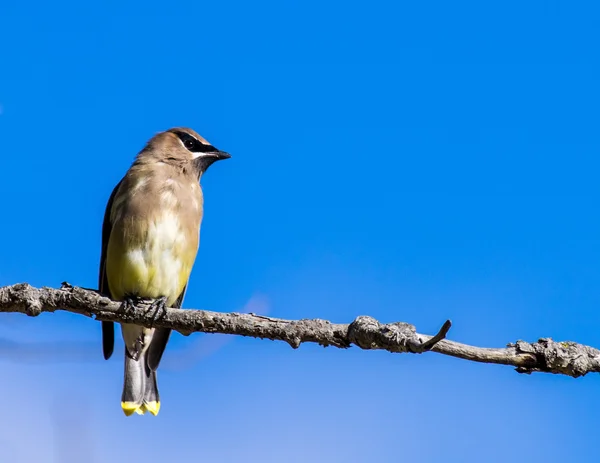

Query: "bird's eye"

xmin=184 ymin=139 xmax=195 ymax=150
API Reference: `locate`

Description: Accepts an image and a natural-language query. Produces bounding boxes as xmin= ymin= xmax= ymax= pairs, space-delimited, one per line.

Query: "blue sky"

xmin=1 ymin=1 xmax=599 ymax=461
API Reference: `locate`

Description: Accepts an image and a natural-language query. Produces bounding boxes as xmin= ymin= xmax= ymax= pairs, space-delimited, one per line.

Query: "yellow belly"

xmin=106 ymin=212 xmax=197 ymax=305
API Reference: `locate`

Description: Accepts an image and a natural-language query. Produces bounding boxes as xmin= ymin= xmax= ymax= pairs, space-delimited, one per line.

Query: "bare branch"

xmin=0 ymin=283 xmax=599 ymax=378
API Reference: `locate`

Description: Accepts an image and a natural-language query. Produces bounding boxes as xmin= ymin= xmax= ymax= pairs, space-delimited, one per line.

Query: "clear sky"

xmin=1 ymin=1 xmax=599 ymax=462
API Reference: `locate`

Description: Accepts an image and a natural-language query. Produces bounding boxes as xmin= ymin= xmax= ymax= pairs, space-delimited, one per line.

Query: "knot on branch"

xmin=513 ymin=338 xmax=600 ymax=377
xmin=0 ymin=283 xmax=43 ymax=316
xmin=347 ymin=316 xmax=450 ymax=353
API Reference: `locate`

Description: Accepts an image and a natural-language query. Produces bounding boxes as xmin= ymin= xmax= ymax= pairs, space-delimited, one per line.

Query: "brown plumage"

xmin=98 ymin=127 xmax=230 ymax=416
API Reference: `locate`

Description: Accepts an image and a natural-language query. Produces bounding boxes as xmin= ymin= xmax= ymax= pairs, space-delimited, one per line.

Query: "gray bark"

xmin=0 ymin=282 xmax=598 ymax=378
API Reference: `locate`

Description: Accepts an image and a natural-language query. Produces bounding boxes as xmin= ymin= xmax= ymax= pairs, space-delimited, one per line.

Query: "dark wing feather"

xmin=146 ymin=284 xmax=188 ymax=371
xmin=99 ymin=179 xmax=123 ymax=360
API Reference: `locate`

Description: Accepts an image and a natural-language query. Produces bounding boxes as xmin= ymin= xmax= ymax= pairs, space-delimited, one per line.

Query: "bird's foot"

xmin=145 ymin=296 xmax=168 ymax=326
xmin=120 ymin=295 xmax=140 ymax=318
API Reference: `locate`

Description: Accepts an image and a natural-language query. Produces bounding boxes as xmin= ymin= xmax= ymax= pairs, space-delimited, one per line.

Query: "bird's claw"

xmin=120 ymin=295 xmax=140 ymax=317
xmin=145 ymin=296 xmax=168 ymax=326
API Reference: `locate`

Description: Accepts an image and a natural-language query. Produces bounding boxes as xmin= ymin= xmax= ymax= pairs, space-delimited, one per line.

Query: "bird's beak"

xmin=193 ymin=148 xmax=231 ymax=174
xmin=213 ymin=150 xmax=231 ymax=160
xmin=193 ymin=150 xmax=231 ymax=161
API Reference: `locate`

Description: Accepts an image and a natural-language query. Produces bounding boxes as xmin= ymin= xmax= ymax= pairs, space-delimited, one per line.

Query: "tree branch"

xmin=0 ymin=283 xmax=598 ymax=378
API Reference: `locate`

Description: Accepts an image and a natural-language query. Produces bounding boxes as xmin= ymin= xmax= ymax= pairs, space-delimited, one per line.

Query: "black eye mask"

xmin=173 ymin=130 xmax=217 ymax=153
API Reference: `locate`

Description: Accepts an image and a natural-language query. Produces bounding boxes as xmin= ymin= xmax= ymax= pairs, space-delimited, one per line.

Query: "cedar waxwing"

xmin=98 ymin=127 xmax=230 ymax=416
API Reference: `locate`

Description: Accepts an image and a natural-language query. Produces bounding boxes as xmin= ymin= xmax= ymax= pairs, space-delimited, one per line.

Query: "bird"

xmin=98 ymin=127 xmax=231 ymax=416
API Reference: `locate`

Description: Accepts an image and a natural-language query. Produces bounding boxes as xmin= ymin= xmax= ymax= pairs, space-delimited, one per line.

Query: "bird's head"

xmin=136 ymin=127 xmax=231 ymax=176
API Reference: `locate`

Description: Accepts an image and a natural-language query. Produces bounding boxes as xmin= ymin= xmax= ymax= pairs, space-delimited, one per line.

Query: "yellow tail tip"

xmin=143 ymin=401 xmax=161 ymax=416
xmin=121 ymin=402 xmax=145 ymax=416
xmin=121 ymin=401 xmax=160 ymax=416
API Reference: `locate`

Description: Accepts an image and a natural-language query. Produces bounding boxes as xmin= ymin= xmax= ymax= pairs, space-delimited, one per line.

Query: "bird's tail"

xmin=142 ymin=367 xmax=160 ymax=416
xmin=121 ymin=349 xmax=160 ymax=416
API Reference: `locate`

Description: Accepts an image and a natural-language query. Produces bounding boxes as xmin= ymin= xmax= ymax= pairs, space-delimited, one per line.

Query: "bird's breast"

xmin=107 ymin=210 xmax=199 ymax=305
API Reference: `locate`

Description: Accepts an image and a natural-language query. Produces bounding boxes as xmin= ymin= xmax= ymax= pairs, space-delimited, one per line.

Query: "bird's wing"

xmin=99 ymin=179 xmax=123 ymax=360
xmin=146 ymin=284 xmax=188 ymax=371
